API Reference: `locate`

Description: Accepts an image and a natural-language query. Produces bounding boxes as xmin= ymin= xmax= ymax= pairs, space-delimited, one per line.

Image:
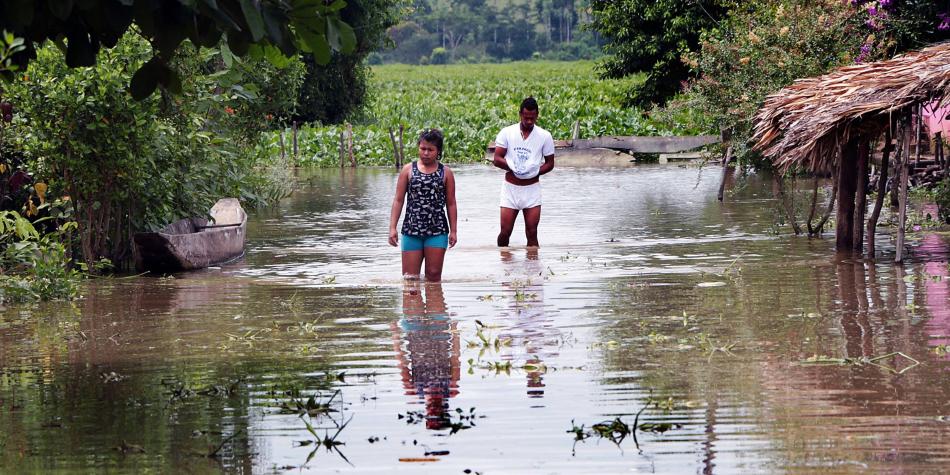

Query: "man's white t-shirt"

xmin=495 ymin=123 xmax=555 ymax=180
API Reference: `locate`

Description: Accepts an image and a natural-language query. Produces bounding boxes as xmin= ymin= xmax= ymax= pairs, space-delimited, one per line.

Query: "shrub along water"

xmin=1 ymin=33 xmax=305 ymax=271
xmin=269 ymin=61 xmax=696 ymax=166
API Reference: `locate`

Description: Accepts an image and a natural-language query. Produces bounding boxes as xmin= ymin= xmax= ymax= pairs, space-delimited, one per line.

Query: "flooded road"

xmin=3 ymin=163 xmax=950 ymax=474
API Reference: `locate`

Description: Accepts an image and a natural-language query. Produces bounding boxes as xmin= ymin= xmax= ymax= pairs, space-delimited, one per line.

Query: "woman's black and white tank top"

xmin=401 ymin=162 xmax=449 ymax=237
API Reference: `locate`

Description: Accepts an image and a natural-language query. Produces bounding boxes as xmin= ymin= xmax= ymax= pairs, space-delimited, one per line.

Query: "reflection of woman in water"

xmin=392 ymin=282 xmax=460 ymax=429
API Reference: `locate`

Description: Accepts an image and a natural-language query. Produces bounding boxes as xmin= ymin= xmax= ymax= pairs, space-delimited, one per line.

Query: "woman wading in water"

xmin=389 ymin=129 xmax=458 ymax=281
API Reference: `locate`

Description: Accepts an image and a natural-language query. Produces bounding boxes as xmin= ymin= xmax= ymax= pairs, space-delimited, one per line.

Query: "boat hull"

xmin=133 ymin=199 xmax=247 ymax=272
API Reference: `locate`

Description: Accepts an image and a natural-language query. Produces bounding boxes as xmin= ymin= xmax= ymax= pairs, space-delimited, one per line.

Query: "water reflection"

xmin=498 ymin=248 xmax=557 ymax=398
xmin=393 ymin=282 xmax=460 ymax=430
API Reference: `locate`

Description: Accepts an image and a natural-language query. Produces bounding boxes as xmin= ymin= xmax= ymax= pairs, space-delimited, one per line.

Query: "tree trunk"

xmin=836 ymin=139 xmax=859 ymax=251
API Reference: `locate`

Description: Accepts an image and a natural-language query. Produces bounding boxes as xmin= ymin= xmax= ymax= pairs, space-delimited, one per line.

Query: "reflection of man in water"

xmin=392 ymin=282 xmax=460 ymax=430
xmin=500 ymin=248 xmax=553 ymax=398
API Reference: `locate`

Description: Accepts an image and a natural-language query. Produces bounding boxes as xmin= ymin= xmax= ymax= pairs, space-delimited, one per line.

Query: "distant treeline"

xmin=373 ymin=0 xmax=602 ymax=64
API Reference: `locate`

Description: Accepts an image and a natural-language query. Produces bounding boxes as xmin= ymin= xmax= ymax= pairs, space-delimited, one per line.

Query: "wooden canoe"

xmin=133 ymin=198 xmax=247 ymax=272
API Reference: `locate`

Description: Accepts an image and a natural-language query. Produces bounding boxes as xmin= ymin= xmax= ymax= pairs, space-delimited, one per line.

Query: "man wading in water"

xmin=491 ymin=97 xmax=555 ymax=247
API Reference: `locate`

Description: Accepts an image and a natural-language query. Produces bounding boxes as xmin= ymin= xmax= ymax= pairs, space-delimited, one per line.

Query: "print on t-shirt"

xmin=512 ymin=146 xmax=533 ymax=176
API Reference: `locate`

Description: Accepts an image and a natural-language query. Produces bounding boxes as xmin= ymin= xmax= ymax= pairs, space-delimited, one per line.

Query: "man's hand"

xmin=449 ymin=231 xmax=457 ymax=248
xmin=388 ymin=229 xmax=399 ymax=247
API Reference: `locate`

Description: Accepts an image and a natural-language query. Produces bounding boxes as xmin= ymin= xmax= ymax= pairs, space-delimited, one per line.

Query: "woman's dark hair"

xmin=520 ymin=96 xmax=539 ymax=112
xmin=418 ymin=128 xmax=444 ymax=158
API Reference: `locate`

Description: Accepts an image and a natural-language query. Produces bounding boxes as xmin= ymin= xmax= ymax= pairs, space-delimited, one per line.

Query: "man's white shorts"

xmin=500 ymin=181 xmax=542 ymax=210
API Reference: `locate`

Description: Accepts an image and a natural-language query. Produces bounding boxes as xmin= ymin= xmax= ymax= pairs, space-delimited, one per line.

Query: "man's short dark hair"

xmin=418 ymin=128 xmax=444 ymax=157
xmin=520 ymin=97 xmax=539 ymax=113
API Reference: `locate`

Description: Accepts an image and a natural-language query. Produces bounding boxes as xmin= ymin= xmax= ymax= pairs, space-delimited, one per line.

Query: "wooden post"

xmin=347 ymin=123 xmax=356 ymax=167
xmin=571 ymin=120 xmax=580 ymax=140
xmin=399 ymin=124 xmax=405 ymax=167
xmin=896 ymin=120 xmax=911 ymax=263
xmin=389 ymin=126 xmax=403 ymax=170
xmin=934 ymin=132 xmax=947 ymax=171
xmin=914 ymin=103 xmax=922 ymax=167
xmin=279 ymin=128 xmax=286 ymax=161
xmin=339 ymin=129 xmax=345 ymax=168
xmin=836 ymin=138 xmax=859 ymax=251
xmin=852 ymin=139 xmax=869 ymax=252
xmin=717 ymin=128 xmax=733 ymax=202
xmin=867 ymin=127 xmax=893 ymax=257
xmin=292 ymin=120 xmax=298 ymax=161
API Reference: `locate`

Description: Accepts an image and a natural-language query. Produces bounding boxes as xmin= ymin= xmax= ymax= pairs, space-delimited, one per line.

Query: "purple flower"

xmin=913 ymin=225 xmax=922 ymax=231
xmin=879 ymin=0 xmax=892 ymax=8
xmin=940 ymin=12 xmax=950 ymax=31
xmin=868 ymin=6 xmax=877 ymax=16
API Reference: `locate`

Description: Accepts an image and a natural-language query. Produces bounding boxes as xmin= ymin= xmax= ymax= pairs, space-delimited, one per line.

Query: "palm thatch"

xmin=753 ymin=41 xmax=950 ymax=172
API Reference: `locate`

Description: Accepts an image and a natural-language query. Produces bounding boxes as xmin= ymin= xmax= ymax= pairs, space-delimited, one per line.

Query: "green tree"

xmin=295 ymin=0 xmax=404 ymax=124
xmin=588 ymin=0 xmax=735 ymax=107
xmin=684 ymin=1 xmax=865 ymax=164
xmin=0 ymin=0 xmax=357 ymax=98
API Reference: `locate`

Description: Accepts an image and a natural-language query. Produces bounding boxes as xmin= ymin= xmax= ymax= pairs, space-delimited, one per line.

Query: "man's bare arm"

xmin=538 ymin=154 xmax=555 ymax=176
xmin=492 ymin=146 xmax=511 ymax=171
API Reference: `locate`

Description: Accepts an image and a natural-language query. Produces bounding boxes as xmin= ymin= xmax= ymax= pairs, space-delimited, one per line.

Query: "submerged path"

xmin=3 ymin=164 xmax=950 ymax=473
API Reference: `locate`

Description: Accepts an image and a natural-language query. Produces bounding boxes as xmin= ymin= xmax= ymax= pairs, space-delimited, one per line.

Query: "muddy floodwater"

xmin=3 ymin=163 xmax=950 ymax=474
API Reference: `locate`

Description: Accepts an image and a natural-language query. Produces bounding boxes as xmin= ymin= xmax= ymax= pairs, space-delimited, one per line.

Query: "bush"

xmin=429 ymin=47 xmax=449 ymax=65
xmin=937 ymin=178 xmax=950 ymax=224
xmin=683 ymin=0 xmax=866 ymax=165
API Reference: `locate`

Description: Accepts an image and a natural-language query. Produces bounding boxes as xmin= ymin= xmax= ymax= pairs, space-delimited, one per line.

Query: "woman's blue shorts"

xmin=401 ymin=233 xmax=448 ymax=251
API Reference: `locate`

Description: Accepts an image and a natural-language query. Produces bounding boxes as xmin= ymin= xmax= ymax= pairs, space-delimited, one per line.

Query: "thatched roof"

xmin=752 ymin=41 xmax=950 ymax=172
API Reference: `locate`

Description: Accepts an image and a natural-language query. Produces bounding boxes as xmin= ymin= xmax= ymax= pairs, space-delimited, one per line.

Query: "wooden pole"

xmin=867 ymin=127 xmax=893 ymax=257
xmin=717 ymin=128 xmax=733 ymax=202
xmin=399 ymin=124 xmax=405 ymax=167
xmin=339 ymin=129 xmax=345 ymax=168
xmin=279 ymin=128 xmax=286 ymax=161
xmin=389 ymin=126 xmax=401 ymax=170
xmin=896 ymin=120 xmax=911 ymax=263
xmin=347 ymin=123 xmax=355 ymax=167
xmin=836 ymin=138 xmax=859 ymax=251
xmin=852 ymin=140 xmax=869 ymax=252
xmin=292 ymin=120 xmax=298 ymax=161
xmin=571 ymin=120 xmax=580 ymax=140
xmin=914 ymin=103 xmax=922 ymax=167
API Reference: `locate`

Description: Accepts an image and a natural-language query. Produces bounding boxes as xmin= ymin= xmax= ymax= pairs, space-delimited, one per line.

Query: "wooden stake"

xmin=292 ymin=121 xmax=298 ymax=161
xmin=279 ymin=128 xmax=286 ymax=161
xmin=866 ymin=127 xmax=892 ymax=257
xmin=339 ymin=130 xmax=345 ymax=168
xmin=852 ymin=140 xmax=869 ymax=252
xmin=399 ymin=124 xmax=405 ymax=167
xmin=571 ymin=120 xmax=580 ymax=140
xmin=717 ymin=128 xmax=733 ymax=202
xmin=389 ymin=126 xmax=401 ymax=170
xmin=896 ymin=120 xmax=910 ymax=263
xmin=347 ymin=123 xmax=355 ymax=167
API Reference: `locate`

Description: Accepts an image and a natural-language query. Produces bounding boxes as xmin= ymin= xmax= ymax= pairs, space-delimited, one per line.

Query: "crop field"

xmin=265 ymin=61 xmax=697 ymax=167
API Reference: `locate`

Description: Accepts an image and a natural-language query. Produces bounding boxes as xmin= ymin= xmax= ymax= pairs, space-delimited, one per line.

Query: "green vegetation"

xmin=588 ymin=0 xmax=732 ymax=107
xmin=937 ymin=177 xmax=950 ymax=224
xmin=2 ymin=35 xmax=303 ymax=268
xmin=380 ymin=0 xmax=601 ymax=65
xmin=0 ymin=0 xmax=358 ymax=98
xmin=270 ymin=61 xmax=697 ymax=166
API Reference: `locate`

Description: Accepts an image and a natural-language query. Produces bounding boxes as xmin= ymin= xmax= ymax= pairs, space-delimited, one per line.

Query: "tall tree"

xmin=589 ymin=0 xmax=734 ymax=106
xmin=295 ymin=0 xmax=404 ymax=124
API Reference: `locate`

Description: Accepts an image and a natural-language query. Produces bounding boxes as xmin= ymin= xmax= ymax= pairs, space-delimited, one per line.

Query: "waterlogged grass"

xmin=267 ymin=61 xmax=699 ymax=167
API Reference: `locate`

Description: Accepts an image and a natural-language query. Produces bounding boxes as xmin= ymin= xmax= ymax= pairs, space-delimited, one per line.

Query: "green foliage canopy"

xmin=588 ymin=0 xmax=735 ymax=107
xmin=0 ymin=0 xmax=358 ymax=98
